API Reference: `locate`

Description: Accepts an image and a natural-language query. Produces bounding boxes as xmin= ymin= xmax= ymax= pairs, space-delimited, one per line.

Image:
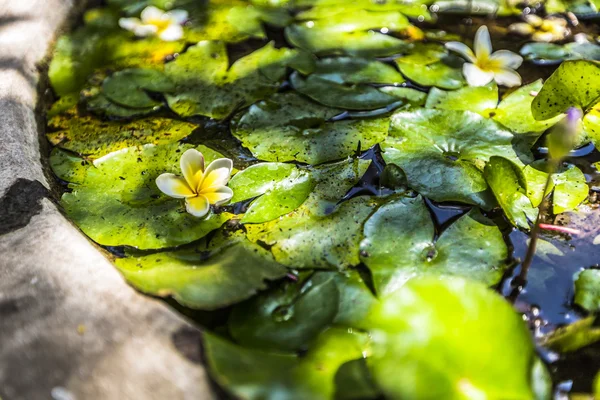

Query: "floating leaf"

xmin=540 ymin=316 xmax=600 ymax=352
xmin=369 ymin=276 xmax=547 ymax=399
xmin=102 ymin=68 xmax=174 ymax=109
xmin=425 ymin=83 xmax=498 ymax=115
xmin=231 ymin=92 xmax=389 ymax=164
xmin=295 ymin=0 xmax=432 ymax=21
xmin=115 ymin=235 xmax=287 ymax=309
xmin=493 ymin=80 xmax=563 ymax=134
xmin=521 ymin=42 xmax=600 ymax=65
xmin=229 ymin=163 xmax=314 ymax=223
xmin=582 ymin=101 xmax=600 ymax=149
xmin=246 ymin=196 xmax=378 ymax=269
xmin=532 ymin=60 xmax=600 ymax=121
xmin=49 ymin=148 xmax=89 ymax=184
xmin=164 ymin=41 xmax=304 ymax=119
xmin=229 ymin=272 xmax=339 ymax=351
xmin=484 ymin=156 xmax=538 ymax=229
xmin=47 ymin=107 xmax=196 ymax=157
xmin=382 ymin=109 xmax=531 ymax=208
xmin=575 ymin=269 xmax=600 ymax=312
xmin=290 ymin=56 xmax=415 ymax=110
xmin=61 ymin=143 xmax=232 ymax=249
xmin=396 ymin=45 xmax=465 ymax=89
xmin=284 ymin=9 xmax=412 ymax=57
xmin=333 ymin=271 xmax=379 ymax=330
xmin=204 ymin=328 xmax=369 ymax=400
xmin=360 ymin=195 xmax=508 ymax=294
xmin=334 ymin=358 xmax=382 ymax=400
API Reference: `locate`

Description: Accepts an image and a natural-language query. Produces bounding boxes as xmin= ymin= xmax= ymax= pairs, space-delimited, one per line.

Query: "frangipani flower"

xmin=446 ymin=25 xmax=523 ymax=87
xmin=509 ymin=15 xmax=569 ymax=43
xmin=156 ymin=149 xmax=233 ymax=218
xmin=119 ymin=6 xmax=188 ymax=41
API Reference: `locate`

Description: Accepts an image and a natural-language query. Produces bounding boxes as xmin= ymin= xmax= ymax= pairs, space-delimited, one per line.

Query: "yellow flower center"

xmin=475 ymin=56 xmax=503 ymax=73
xmin=147 ymin=17 xmax=172 ymax=33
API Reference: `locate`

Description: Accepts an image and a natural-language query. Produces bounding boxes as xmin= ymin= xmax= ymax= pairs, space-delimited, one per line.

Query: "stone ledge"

xmin=0 ymin=1 xmax=215 ymax=399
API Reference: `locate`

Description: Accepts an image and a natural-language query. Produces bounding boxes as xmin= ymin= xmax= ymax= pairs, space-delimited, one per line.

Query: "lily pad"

xmin=333 ymin=271 xmax=379 ymax=330
xmin=521 ymin=42 xmax=600 ymax=65
xmin=47 ymin=108 xmax=196 ymax=158
xmin=493 ymin=80 xmax=563 ymax=134
xmin=484 ymin=156 xmax=538 ymax=229
xmin=539 ymin=316 xmax=600 ymax=352
xmin=369 ymin=276 xmax=548 ymax=400
xmin=204 ymin=328 xmax=370 ymax=400
xmin=49 ymin=148 xmax=89 ymax=184
xmin=228 ymin=272 xmax=339 ymax=351
xmin=295 ymin=0 xmax=432 ymax=21
xmin=582 ymin=101 xmax=600 ymax=148
xmin=425 ymin=83 xmax=498 ymax=115
xmin=532 ymin=60 xmax=600 ymax=121
xmin=246 ymin=196 xmax=378 ymax=269
xmin=164 ymin=41 xmax=305 ymax=119
xmin=396 ymin=45 xmax=465 ymax=89
xmin=289 ymin=57 xmax=415 ymax=110
xmin=231 ymin=92 xmax=389 ymax=164
xmin=575 ymin=269 xmax=600 ymax=312
xmin=284 ymin=9 xmax=412 ymax=57
xmin=229 ymin=163 xmax=314 ymax=224
xmin=102 ymin=68 xmax=174 ymax=109
xmin=115 ymin=234 xmax=287 ymax=310
xmin=61 ymin=143 xmax=232 ymax=249
xmin=382 ymin=109 xmax=531 ymax=208
xmin=360 ymin=195 xmax=508 ymax=294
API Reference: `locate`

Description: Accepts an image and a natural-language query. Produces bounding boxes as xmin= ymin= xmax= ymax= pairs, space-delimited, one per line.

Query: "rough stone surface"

xmin=0 ymin=1 xmax=216 ymax=399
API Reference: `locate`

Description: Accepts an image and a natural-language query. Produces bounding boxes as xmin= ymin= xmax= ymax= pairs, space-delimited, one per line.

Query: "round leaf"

xmin=102 ymin=68 xmax=174 ymax=109
xmin=425 ymin=83 xmax=498 ymax=115
xmin=574 ymin=269 xmax=600 ymax=312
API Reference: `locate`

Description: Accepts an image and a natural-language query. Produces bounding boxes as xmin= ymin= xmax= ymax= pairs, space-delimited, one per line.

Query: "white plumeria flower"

xmin=156 ymin=149 xmax=234 ymax=218
xmin=509 ymin=15 xmax=569 ymax=43
xmin=118 ymin=6 xmax=188 ymax=41
xmin=446 ymin=25 xmax=523 ymax=87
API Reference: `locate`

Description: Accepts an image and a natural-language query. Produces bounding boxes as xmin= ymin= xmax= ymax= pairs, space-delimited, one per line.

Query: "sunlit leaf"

xmin=425 ymin=83 xmax=498 ymax=115
xmin=574 ymin=269 xmax=600 ymax=312
xmin=540 ymin=316 xmax=600 ymax=352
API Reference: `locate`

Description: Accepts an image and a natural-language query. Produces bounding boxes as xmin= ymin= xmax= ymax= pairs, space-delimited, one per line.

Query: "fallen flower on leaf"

xmin=119 ymin=6 xmax=188 ymax=41
xmin=509 ymin=15 xmax=569 ymax=43
xmin=446 ymin=25 xmax=523 ymax=87
xmin=156 ymin=149 xmax=233 ymax=218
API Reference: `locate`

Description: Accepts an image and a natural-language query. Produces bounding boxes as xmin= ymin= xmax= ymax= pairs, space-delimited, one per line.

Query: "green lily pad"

xmin=369 ymin=276 xmax=547 ymax=400
xmin=532 ymin=60 xmax=600 ymax=121
xmin=115 ymin=235 xmax=287 ymax=309
xmin=484 ymin=156 xmax=538 ymax=229
xmin=204 ymin=328 xmax=370 ymax=400
xmin=382 ymin=109 xmax=531 ymax=208
xmin=582 ymin=102 xmax=600 ymax=149
xmin=228 ymin=272 xmax=339 ymax=351
xmin=520 ymin=42 xmax=570 ymax=64
xmin=231 ymin=92 xmax=389 ymax=164
xmin=425 ymin=83 xmax=498 ymax=115
xmin=61 ymin=143 xmax=232 ymax=249
xmin=539 ymin=316 xmax=600 ymax=353
xmin=295 ymin=0 xmax=432 ymax=21
xmin=284 ymin=9 xmax=412 ymax=57
xmin=334 ymin=358 xmax=382 ymax=400
xmin=47 ymin=107 xmax=196 ymax=158
xmin=360 ymin=195 xmax=508 ymax=294
xmin=229 ymin=163 xmax=315 ymax=224
xmin=49 ymin=148 xmax=89 ymax=184
xmin=164 ymin=41 xmax=305 ymax=119
xmin=523 ymin=161 xmax=588 ymax=214
xmin=102 ymin=68 xmax=174 ymax=109
xmin=246 ymin=196 xmax=378 ymax=269
xmin=290 ymin=56 xmax=413 ymax=110
xmin=333 ymin=271 xmax=379 ymax=330
xmin=396 ymin=47 xmax=465 ymax=89
xmin=575 ymin=269 xmax=600 ymax=312
xmin=493 ymin=80 xmax=563 ymax=134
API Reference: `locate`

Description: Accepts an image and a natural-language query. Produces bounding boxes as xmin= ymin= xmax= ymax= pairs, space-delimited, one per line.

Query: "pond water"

xmin=46 ymin=0 xmax=600 ymax=398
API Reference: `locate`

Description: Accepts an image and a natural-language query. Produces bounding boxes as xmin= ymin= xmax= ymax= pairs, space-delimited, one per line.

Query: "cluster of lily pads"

xmin=47 ymin=0 xmax=600 ymax=398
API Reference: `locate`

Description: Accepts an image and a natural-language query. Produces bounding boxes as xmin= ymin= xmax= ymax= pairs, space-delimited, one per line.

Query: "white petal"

xmin=474 ymin=25 xmax=492 ymax=60
xmin=141 ymin=6 xmax=165 ymax=23
xmin=202 ymin=186 xmax=234 ymax=206
xmin=156 ymin=173 xmax=195 ymax=198
xmin=445 ymin=42 xmax=476 ymax=63
xmin=493 ymin=68 xmax=522 ymax=87
xmin=201 ymin=158 xmax=233 ymax=190
xmin=490 ymin=50 xmax=523 ymax=69
xmin=463 ymin=63 xmax=494 ymax=87
xmin=180 ymin=149 xmax=205 ymax=190
xmin=133 ymin=24 xmax=158 ymax=37
xmin=185 ymin=196 xmax=210 ymax=218
xmin=167 ymin=9 xmax=189 ymax=24
xmin=508 ymin=22 xmax=534 ymax=36
xmin=118 ymin=18 xmax=142 ymax=32
xmin=159 ymin=24 xmax=184 ymax=41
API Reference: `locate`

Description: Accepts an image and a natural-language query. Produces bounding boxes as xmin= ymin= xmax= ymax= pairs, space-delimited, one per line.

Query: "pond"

xmin=46 ymin=0 xmax=600 ymax=398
